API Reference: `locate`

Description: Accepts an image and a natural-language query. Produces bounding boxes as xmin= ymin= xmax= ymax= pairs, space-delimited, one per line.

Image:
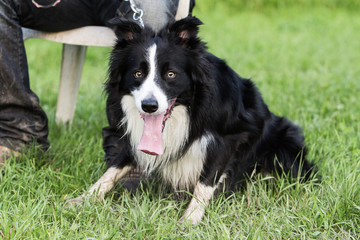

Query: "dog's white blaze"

xmin=180 ymin=174 xmax=227 ymax=224
xmin=121 ymin=95 xmax=215 ymax=190
xmin=131 ymin=43 xmax=168 ymax=115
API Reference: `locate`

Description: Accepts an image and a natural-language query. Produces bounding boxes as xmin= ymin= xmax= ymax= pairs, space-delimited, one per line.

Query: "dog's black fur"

xmin=80 ymin=16 xmax=316 ymax=223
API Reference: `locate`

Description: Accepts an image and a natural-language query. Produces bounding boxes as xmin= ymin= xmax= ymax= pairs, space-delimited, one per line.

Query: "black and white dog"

xmin=70 ymin=17 xmax=316 ymax=224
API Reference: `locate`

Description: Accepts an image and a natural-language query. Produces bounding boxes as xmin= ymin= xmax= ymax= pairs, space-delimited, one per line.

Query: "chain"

xmin=125 ymin=0 xmax=144 ymax=28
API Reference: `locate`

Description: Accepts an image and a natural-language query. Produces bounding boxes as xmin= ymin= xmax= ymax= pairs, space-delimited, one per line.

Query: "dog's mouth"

xmin=137 ymin=98 xmax=177 ymax=155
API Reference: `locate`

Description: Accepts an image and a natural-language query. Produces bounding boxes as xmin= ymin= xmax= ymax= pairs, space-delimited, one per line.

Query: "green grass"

xmin=196 ymin=0 xmax=360 ymax=13
xmin=1 ymin=4 xmax=360 ymax=239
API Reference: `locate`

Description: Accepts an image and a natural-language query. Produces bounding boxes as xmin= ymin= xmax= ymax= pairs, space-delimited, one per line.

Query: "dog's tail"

xmin=254 ymin=115 xmax=318 ymax=181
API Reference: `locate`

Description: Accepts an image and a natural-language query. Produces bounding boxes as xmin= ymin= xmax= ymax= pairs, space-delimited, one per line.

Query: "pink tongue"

xmin=137 ymin=113 xmax=165 ymax=155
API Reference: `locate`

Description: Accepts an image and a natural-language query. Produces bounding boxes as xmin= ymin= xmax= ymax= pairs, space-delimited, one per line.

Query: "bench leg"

xmin=56 ymin=44 xmax=87 ymax=124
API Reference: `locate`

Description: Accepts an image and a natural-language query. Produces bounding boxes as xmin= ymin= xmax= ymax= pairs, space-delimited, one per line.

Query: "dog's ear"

xmin=169 ymin=16 xmax=203 ymax=47
xmin=108 ymin=17 xmax=143 ymax=42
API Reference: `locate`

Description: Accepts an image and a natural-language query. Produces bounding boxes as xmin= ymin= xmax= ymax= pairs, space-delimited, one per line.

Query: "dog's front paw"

xmin=177 ymin=212 xmax=203 ymax=225
xmin=65 ymin=196 xmax=84 ymax=208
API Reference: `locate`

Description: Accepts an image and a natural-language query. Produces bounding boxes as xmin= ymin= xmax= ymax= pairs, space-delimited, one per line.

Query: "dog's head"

xmin=106 ymin=17 xmax=210 ymax=155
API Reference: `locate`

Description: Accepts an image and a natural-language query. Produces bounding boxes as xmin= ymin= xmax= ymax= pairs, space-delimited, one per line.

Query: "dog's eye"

xmin=134 ymin=71 xmax=143 ymax=78
xmin=167 ymin=71 xmax=176 ymax=79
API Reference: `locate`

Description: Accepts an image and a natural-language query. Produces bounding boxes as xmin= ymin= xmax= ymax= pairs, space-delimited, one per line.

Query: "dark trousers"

xmin=0 ymin=0 xmax=192 ymax=162
xmin=0 ymin=0 xmax=119 ymax=152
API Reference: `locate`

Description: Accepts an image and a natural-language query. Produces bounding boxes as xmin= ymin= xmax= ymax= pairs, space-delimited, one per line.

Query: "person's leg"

xmin=19 ymin=0 xmax=119 ymax=31
xmin=0 ymin=0 xmax=119 ymax=155
xmin=0 ymin=0 xmax=49 ymax=152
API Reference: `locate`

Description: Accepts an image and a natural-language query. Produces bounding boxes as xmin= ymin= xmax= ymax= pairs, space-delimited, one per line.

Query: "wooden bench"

xmin=22 ymin=26 xmax=116 ymax=124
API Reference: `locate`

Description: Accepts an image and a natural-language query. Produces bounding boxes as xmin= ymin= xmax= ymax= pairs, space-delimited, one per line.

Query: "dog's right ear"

xmin=108 ymin=17 xmax=143 ymax=42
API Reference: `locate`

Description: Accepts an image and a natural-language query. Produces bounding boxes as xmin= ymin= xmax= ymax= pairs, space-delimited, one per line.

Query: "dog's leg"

xmin=178 ymin=174 xmax=226 ymax=224
xmin=66 ymin=165 xmax=134 ymax=206
xmin=177 ymin=135 xmax=239 ymax=224
xmin=87 ymin=166 xmax=134 ymax=198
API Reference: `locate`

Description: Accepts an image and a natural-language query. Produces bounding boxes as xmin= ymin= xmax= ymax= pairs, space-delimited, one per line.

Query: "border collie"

xmin=69 ymin=16 xmax=316 ymax=224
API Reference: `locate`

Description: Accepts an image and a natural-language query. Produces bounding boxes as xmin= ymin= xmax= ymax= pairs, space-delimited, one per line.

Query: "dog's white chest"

xmin=120 ymin=95 xmax=213 ymax=190
xmin=160 ymin=134 xmax=213 ymax=190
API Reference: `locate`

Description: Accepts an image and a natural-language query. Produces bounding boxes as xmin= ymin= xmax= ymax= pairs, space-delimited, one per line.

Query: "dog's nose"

xmin=141 ymin=98 xmax=159 ymax=113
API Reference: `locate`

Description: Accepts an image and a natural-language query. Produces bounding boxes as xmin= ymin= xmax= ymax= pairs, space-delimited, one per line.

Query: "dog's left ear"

xmin=108 ymin=17 xmax=143 ymax=42
xmin=169 ymin=16 xmax=203 ymax=47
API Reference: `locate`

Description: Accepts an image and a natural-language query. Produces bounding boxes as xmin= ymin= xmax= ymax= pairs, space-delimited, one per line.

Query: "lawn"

xmin=1 ymin=2 xmax=359 ymax=239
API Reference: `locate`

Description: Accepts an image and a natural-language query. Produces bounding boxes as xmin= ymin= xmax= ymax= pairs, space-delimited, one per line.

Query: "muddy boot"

xmin=0 ymin=145 xmax=20 ymax=168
